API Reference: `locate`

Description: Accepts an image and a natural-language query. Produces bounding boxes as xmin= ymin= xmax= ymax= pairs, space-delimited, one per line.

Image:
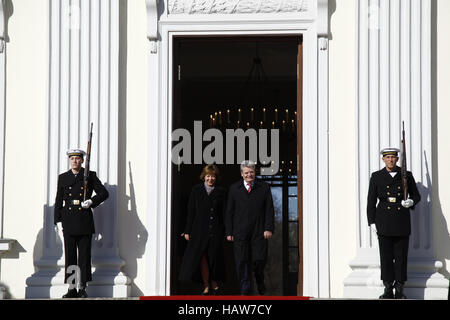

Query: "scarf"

xmin=204 ymin=182 xmax=215 ymax=195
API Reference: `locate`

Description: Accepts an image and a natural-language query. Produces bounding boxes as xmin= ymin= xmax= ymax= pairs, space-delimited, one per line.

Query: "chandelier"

xmin=206 ymin=42 xmax=298 ymax=175
xmin=208 ymin=42 xmax=297 ymax=133
xmin=208 ymin=107 xmax=297 ymax=134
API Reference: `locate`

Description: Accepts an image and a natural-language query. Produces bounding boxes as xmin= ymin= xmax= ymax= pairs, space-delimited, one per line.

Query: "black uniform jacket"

xmin=367 ymin=167 xmax=421 ymax=236
xmin=54 ymin=168 xmax=109 ymax=235
xmin=178 ymin=183 xmax=226 ymax=282
xmin=225 ymin=179 xmax=275 ymax=240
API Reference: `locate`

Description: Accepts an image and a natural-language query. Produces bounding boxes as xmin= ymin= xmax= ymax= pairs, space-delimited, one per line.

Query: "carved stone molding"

xmin=168 ymin=0 xmax=308 ymax=14
xmin=146 ymin=0 xmax=159 ymax=53
xmin=317 ymin=0 xmax=328 ymax=36
xmin=0 ymin=0 xmax=4 ymax=52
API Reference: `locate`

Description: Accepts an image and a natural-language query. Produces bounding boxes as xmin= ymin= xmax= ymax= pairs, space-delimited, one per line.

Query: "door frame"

xmin=145 ymin=1 xmax=330 ymax=298
xmin=297 ymin=40 xmax=304 ymax=296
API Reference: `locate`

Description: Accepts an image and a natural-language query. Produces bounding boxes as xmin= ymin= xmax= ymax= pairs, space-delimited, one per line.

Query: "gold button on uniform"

xmin=69 ymin=193 xmax=72 ymax=196
xmin=387 ymin=207 xmax=391 ymax=210
xmin=386 ymin=186 xmax=390 ymax=189
xmin=69 ymin=207 xmax=72 ymax=210
xmin=79 ymin=207 xmax=82 ymax=211
xmin=398 ymin=187 xmax=401 ymax=190
xmin=387 ymin=192 xmax=390 ymax=195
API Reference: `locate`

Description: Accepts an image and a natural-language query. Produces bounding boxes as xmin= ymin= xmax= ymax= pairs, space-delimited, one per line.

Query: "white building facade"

xmin=0 ymin=0 xmax=449 ymax=299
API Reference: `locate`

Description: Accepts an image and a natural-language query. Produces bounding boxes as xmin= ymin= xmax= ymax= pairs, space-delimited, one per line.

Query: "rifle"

xmin=401 ymin=121 xmax=408 ymax=201
xmin=84 ymin=123 xmax=93 ymax=202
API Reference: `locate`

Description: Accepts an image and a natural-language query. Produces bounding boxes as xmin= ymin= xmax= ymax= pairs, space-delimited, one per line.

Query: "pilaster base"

xmin=343 ymin=256 xmax=449 ymax=300
xmin=26 ymin=257 xmax=131 ymax=298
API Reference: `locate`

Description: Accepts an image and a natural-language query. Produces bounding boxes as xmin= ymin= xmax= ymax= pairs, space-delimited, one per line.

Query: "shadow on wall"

xmin=103 ymin=0 xmax=147 ymax=297
xmin=328 ymin=0 xmax=337 ymax=40
xmin=117 ymin=163 xmax=148 ymax=296
xmin=116 ymin=0 xmax=149 ymax=297
xmin=430 ymin=138 xmax=450 ymax=301
xmin=89 ymin=183 xmax=134 ymax=297
xmin=1 ymin=240 xmax=26 ymax=260
xmin=92 ymin=183 xmax=118 ymax=254
xmin=3 ymin=0 xmax=14 ymax=43
xmin=423 ymin=152 xmax=450 ymax=281
xmin=431 ymin=0 xmax=450 ymax=299
xmin=26 ymin=205 xmax=63 ymax=299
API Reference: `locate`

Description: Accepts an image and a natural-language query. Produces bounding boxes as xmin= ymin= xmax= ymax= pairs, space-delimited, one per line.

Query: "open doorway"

xmin=170 ymin=36 xmax=302 ymax=296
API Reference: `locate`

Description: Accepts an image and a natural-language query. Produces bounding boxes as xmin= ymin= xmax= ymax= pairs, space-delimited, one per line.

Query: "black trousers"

xmin=377 ymin=235 xmax=409 ymax=282
xmin=233 ymin=238 xmax=267 ymax=295
xmin=64 ymin=234 xmax=92 ymax=287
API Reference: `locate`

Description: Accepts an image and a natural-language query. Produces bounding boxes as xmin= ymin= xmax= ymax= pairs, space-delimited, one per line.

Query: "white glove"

xmin=81 ymin=199 xmax=93 ymax=209
xmin=55 ymin=222 xmax=63 ymax=237
xmin=401 ymin=199 xmax=414 ymax=208
xmin=54 ymin=222 xmax=61 ymax=232
xmin=370 ymin=223 xmax=377 ymax=234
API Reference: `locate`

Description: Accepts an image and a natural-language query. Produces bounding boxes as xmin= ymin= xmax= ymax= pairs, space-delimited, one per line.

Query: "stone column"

xmin=26 ymin=0 xmax=130 ymax=298
xmin=0 ymin=0 xmax=6 ymax=238
xmin=344 ymin=0 xmax=448 ymax=299
xmin=0 ymin=0 xmax=10 ymax=300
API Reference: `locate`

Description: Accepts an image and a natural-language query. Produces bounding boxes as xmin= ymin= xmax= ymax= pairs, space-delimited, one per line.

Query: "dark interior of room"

xmin=170 ymin=36 xmax=301 ymax=296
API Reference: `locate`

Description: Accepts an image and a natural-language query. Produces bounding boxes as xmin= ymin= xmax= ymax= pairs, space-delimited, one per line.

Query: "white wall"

xmin=0 ymin=0 xmax=447 ymax=299
xmin=117 ymin=0 xmax=149 ymax=297
xmin=1 ymin=0 xmax=47 ymax=298
xmin=328 ymin=0 xmax=357 ymax=298
xmin=434 ymin=0 xmax=450 ymax=280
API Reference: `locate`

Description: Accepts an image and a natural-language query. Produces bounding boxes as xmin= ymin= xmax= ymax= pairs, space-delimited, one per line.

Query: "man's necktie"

xmin=248 ymin=184 xmax=252 ymax=193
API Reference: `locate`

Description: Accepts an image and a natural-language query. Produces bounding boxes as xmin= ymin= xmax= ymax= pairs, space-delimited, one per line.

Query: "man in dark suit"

xmin=225 ymin=160 xmax=275 ymax=295
xmin=367 ymin=147 xmax=421 ymax=299
xmin=54 ymin=149 xmax=109 ymax=298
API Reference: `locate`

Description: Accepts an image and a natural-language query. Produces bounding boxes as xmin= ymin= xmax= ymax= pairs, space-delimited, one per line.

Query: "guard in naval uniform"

xmin=54 ymin=149 xmax=109 ymax=298
xmin=367 ymin=148 xmax=421 ymax=299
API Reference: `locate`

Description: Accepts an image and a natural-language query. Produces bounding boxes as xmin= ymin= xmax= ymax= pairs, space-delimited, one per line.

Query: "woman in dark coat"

xmin=179 ymin=164 xmax=226 ymax=295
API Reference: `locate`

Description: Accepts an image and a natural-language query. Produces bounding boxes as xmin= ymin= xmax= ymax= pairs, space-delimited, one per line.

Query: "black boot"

xmin=62 ymin=288 xmax=78 ymax=298
xmin=394 ymin=281 xmax=407 ymax=299
xmin=77 ymin=285 xmax=88 ymax=298
xmin=211 ymin=287 xmax=220 ymax=295
xmin=379 ymin=281 xmax=394 ymax=299
xmin=257 ymin=282 xmax=266 ymax=295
